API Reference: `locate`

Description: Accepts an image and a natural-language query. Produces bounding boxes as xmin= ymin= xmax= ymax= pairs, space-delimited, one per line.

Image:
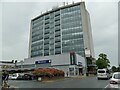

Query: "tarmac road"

xmin=8 ymin=76 xmax=109 ymax=88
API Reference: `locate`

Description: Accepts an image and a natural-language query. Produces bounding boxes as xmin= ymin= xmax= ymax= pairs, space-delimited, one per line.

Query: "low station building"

xmin=17 ymin=52 xmax=86 ymax=77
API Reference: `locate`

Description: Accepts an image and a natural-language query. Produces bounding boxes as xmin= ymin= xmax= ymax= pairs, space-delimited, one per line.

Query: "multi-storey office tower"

xmin=29 ymin=2 xmax=94 ymax=59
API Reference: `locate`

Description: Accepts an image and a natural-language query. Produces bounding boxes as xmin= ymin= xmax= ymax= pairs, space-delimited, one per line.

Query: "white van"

xmin=97 ymin=69 xmax=110 ymax=80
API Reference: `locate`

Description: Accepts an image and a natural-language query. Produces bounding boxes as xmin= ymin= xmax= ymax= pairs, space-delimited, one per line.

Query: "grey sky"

xmin=1 ymin=0 xmax=119 ymax=66
xmin=118 ymin=1 xmax=120 ymax=66
xmin=0 ymin=2 xmax=2 ymax=60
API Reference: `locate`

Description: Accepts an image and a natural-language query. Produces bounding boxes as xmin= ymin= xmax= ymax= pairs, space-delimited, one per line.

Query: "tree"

xmin=96 ymin=53 xmax=110 ymax=69
xmin=111 ymin=66 xmax=117 ymax=72
xmin=117 ymin=66 xmax=120 ymax=72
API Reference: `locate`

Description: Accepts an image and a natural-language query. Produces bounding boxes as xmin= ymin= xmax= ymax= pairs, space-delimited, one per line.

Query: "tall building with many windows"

xmin=29 ymin=2 xmax=94 ymax=59
xmin=3 ymin=2 xmax=95 ymax=76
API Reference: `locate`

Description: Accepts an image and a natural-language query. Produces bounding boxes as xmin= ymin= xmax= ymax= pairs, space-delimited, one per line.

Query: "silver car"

xmin=109 ymin=72 xmax=120 ymax=88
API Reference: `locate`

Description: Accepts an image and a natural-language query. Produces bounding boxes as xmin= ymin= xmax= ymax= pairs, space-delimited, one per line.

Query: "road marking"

xmin=104 ymin=84 xmax=109 ymax=88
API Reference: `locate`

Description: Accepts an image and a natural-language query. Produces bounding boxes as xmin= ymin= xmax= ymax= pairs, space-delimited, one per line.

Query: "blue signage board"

xmin=35 ymin=60 xmax=51 ymax=64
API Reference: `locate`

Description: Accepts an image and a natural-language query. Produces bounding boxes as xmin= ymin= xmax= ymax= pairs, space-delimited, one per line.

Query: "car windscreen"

xmin=98 ymin=70 xmax=105 ymax=73
xmin=13 ymin=74 xmax=17 ymax=77
xmin=114 ymin=74 xmax=120 ymax=79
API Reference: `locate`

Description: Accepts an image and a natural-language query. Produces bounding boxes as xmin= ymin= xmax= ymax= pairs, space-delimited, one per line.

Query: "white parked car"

xmin=97 ymin=69 xmax=111 ymax=80
xmin=109 ymin=72 xmax=120 ymax=88
xmin=9 ymin=73 xmax=20 ymax=80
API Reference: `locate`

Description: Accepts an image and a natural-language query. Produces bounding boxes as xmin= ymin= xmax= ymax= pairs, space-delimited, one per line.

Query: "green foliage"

xmin=111 ymin=66 xmax=120 ymax=72
xmin=96 ymin=53 xmax=110 ymax=69
xmin=117 ymin=67 xmax=120 ymax=72
xmin=111 ymin=66 xmax=117 ymax=72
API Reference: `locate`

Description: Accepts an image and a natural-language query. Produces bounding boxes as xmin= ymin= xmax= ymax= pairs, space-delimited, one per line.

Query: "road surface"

xmin=8 ymin=76 xmax=110 ymax=89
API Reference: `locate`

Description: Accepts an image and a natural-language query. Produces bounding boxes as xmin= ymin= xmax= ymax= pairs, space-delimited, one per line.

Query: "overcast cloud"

xmin=0 ymin=2 xmax=2 ymax=60
xmin=1 ymin=0 xmax=119 ymax=66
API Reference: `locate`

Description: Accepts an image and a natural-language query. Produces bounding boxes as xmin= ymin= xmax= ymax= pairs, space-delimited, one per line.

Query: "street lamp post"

xmin=20 ymin=60 xmax=24 ymax=72
xmin=84 ymin=48 xmax=88 ymax=76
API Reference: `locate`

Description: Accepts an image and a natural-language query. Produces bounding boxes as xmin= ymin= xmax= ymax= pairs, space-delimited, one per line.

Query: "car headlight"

xmin=110 ymin=80 xmax=118 ymax=84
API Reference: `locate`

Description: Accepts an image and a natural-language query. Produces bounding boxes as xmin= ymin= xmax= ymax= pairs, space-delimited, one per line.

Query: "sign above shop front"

xmin=35 ymin=60 xmax=51 ymax=64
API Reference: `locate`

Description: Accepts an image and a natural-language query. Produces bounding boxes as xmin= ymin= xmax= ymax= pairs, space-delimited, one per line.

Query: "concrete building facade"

xmin=12 ymin=2 xmax=95 ymax=76
xmin=21 ymin=53 xmax=86 ymax=76
xmin=28 ymin=2 xmax=94 ymax=58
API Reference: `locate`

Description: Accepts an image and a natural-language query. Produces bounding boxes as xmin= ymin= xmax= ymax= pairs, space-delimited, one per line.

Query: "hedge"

xmin=32 ymin=68 xmax=65 ymax=78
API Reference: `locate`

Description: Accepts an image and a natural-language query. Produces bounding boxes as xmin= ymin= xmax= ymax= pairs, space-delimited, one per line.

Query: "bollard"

xmin=86 ymin=73 xmax=89 ymax=76
xmin=38 ymin=77 xmax=42 ymax=81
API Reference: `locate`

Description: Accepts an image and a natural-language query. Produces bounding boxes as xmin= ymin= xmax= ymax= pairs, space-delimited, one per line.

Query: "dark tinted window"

xmin=98 ymin=71 xmax=105 ymax=73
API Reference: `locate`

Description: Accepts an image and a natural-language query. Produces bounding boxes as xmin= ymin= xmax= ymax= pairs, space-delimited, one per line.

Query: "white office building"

xmin=16 ymin=2 xmax=95 ymax=76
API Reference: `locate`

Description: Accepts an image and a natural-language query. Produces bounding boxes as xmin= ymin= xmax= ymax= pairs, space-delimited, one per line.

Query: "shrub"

xmin=32 ymin=68 xmax=65 ymax=78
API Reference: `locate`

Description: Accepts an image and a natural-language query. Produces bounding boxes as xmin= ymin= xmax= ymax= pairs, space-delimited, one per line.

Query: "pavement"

xmin=68 ymin=75 xmax=86 ymax=78
xmin=66 ymin=74 xmax=96 ymax=79
xmin=41 ymin=77 xmax=66 ymax=83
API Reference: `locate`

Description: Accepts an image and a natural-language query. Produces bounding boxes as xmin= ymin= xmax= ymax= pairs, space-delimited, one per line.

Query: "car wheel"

xmin=97 ymin=78 xmax=100 ymax=80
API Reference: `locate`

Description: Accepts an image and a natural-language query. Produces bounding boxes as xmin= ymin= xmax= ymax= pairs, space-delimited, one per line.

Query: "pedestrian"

xmin=5 ymin=71 xmax=9 ymax=82
xmin=2 ymin=71 xmax=5 ymax=85
xmin=66 ymin=71 xmax=68 ymax=77
xmin=2 ymin=71 xmax=9 ymax=88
